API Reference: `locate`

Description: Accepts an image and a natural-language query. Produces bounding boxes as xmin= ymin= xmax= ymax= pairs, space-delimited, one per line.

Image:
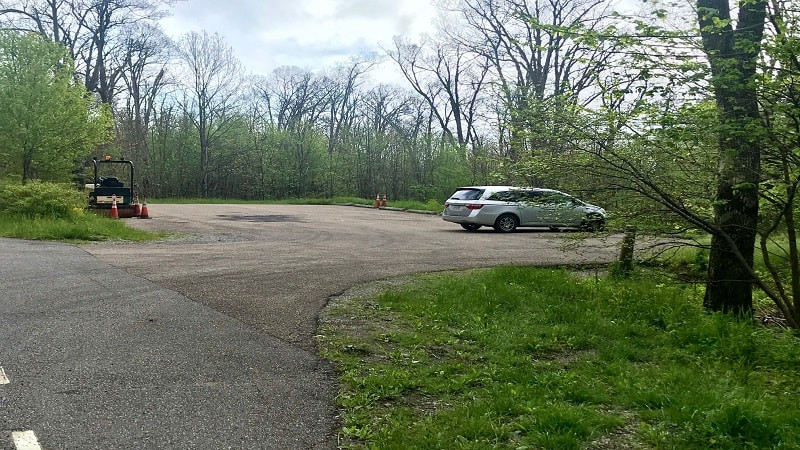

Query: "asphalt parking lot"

xmin=2 ymin=204 xmax=624 ymax=449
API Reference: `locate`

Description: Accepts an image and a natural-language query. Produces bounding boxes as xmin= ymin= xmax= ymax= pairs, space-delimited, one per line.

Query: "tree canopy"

xmin=0 ymin=30 xmax=111 ymax=183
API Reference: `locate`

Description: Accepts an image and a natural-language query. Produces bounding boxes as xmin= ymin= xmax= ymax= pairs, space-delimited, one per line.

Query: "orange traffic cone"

xmin=138 ymin=197 xmax=151 ymax=219
xmin=381 ymin=194 xmax=387 ymax=207
xmin=110 ymin=195 xmax=119 ymax=219
xmin=374 ymin=194 xmax=380 ymax=208
xmin=133 ymin=195 xmax=142 ymax=217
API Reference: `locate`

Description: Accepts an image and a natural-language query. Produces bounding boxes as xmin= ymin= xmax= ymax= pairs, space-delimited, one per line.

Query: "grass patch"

xmin=150 ymin=196 xmax=444 ymax=212
xmin=148 ymin=196 xmax=373 ymax=205
xmin=0 ymin=180 xmax=163 ymax=242
xmin=318 ymin=267 xmax=800 ymax=449
xmin=0 ymin=212 xmax=164 ymax=242
xmin=387 ymin=198 xmax=444 ymax=212
xmin=650 ymin=235 xmax=795 ymax=322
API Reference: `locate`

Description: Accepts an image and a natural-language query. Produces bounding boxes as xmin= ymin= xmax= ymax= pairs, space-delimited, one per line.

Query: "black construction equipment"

xmin=86 ymin=156 xmax=137 ymax=218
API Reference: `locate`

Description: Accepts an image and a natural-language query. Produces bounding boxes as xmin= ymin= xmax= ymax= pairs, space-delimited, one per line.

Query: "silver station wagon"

xmin=442 ymin=186 xmax=606 ymax=232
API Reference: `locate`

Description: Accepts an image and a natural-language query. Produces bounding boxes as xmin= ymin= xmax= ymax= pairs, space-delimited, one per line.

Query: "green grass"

xmin=318 ymin=267 xmax=800 ymax=449
xmin=0 ymin=212 xmax=164 ymax=241
xmin=0 ymin=181 xmax=164 ymax=242
xmin=149 ymin=196 xmax=444 ymax=212
xmin=387 ymin=198 xmax=444 ymax=212
xmin=149 ymin=196 xmax=345 ymax=205
xmin=149 ymin=196 xmax=375 ymax=205
xmin=651 ymin=234 xmax=797 ymax=320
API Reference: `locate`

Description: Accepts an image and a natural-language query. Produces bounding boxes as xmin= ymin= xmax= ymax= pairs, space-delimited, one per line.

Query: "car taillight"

xmin=466 ymin=204 xmax=483 ymax=210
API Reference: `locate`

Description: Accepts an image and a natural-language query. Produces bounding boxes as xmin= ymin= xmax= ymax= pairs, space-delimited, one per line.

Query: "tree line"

xmin=1 ymin=0 xmax=798 ymax=327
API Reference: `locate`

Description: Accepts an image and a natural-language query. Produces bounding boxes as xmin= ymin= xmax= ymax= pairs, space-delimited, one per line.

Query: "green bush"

xmin=0 ymin=181 xmax=85 ymax=219
xmin=425 ymin=198 xmax=443 ymax=211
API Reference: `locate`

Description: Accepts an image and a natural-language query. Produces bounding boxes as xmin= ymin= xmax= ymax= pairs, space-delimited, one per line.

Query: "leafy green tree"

xmin=0 ymin=31 xmax=111 ymax=183
xmin=754 ymin=0 xmax=800 ymax=327
xmin=559 ymin=0 xmax=800 ymax=328
xmin=697 ymin=0 xmax=767 ymax=315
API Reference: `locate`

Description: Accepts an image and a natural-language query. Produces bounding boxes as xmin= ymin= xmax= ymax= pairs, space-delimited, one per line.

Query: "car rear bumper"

xmin=442 ymin=212 xmax=495 ymax=226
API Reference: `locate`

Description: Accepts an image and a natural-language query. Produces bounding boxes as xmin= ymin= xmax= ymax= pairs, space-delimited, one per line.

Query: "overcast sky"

xmin=160 ymin=0 xmax=438 ymax=81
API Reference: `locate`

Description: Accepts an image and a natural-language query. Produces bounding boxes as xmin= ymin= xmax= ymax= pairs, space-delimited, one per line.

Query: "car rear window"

xmin=449 ymin=189 xmax=484 ymax=200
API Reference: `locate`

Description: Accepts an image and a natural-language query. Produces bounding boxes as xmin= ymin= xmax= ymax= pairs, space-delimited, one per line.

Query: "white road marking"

xmin=11 ymin=430 xmax=42 ymax=450
xmin=2 ymin=372 xmax=42 ymax=450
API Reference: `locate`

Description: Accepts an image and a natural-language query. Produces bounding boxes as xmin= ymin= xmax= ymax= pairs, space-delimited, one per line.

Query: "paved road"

xmin=1 ymin=238 xmax=334 ymax=449
xmin=1 ymin=204 xmax=624 ymax=449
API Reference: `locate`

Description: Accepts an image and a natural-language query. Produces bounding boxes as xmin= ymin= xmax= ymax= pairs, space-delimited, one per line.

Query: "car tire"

xmin=582 ymin=214 xmax=605 ymax=232
xmin=461 ymin=224 xmax=481 ymax=231
xmin=493 ymin=214 xmax=519 ymax=233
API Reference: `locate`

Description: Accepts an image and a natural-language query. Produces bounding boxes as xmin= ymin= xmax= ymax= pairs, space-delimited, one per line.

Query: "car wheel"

xmin=493 ymin=214 xmax=519 ymax=233
xmin=461 ymin=224 xmax=481 ymax=231
xmin=582 ymin=214 xmax=605 ymax=232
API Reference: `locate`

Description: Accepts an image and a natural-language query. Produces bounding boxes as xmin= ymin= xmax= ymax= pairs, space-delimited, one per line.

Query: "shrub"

xmin=0 ymin=181 xmax=85 ymax=219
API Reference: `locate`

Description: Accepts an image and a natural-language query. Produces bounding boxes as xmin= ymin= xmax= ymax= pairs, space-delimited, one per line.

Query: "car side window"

xmin=522 ymin=191 xmax=543 ymax=203
xmin=539 ymin=193 xmax=573 ymax=206
xmin=487 ymin=191 xmax=507 ymax=201
xmin=488 ymin=191 xmax=523 ymax=201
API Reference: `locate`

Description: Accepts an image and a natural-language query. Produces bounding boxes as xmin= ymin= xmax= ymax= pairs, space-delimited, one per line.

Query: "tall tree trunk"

xmin=697 ymin=0 xmax=767 ymax=314
xmin=22 ymin=149 xmax=34 ymax=184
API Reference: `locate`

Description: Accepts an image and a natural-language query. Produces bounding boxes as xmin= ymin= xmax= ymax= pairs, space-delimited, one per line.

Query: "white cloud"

xmin=160 ymin=0 xmax=437 ymax=78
